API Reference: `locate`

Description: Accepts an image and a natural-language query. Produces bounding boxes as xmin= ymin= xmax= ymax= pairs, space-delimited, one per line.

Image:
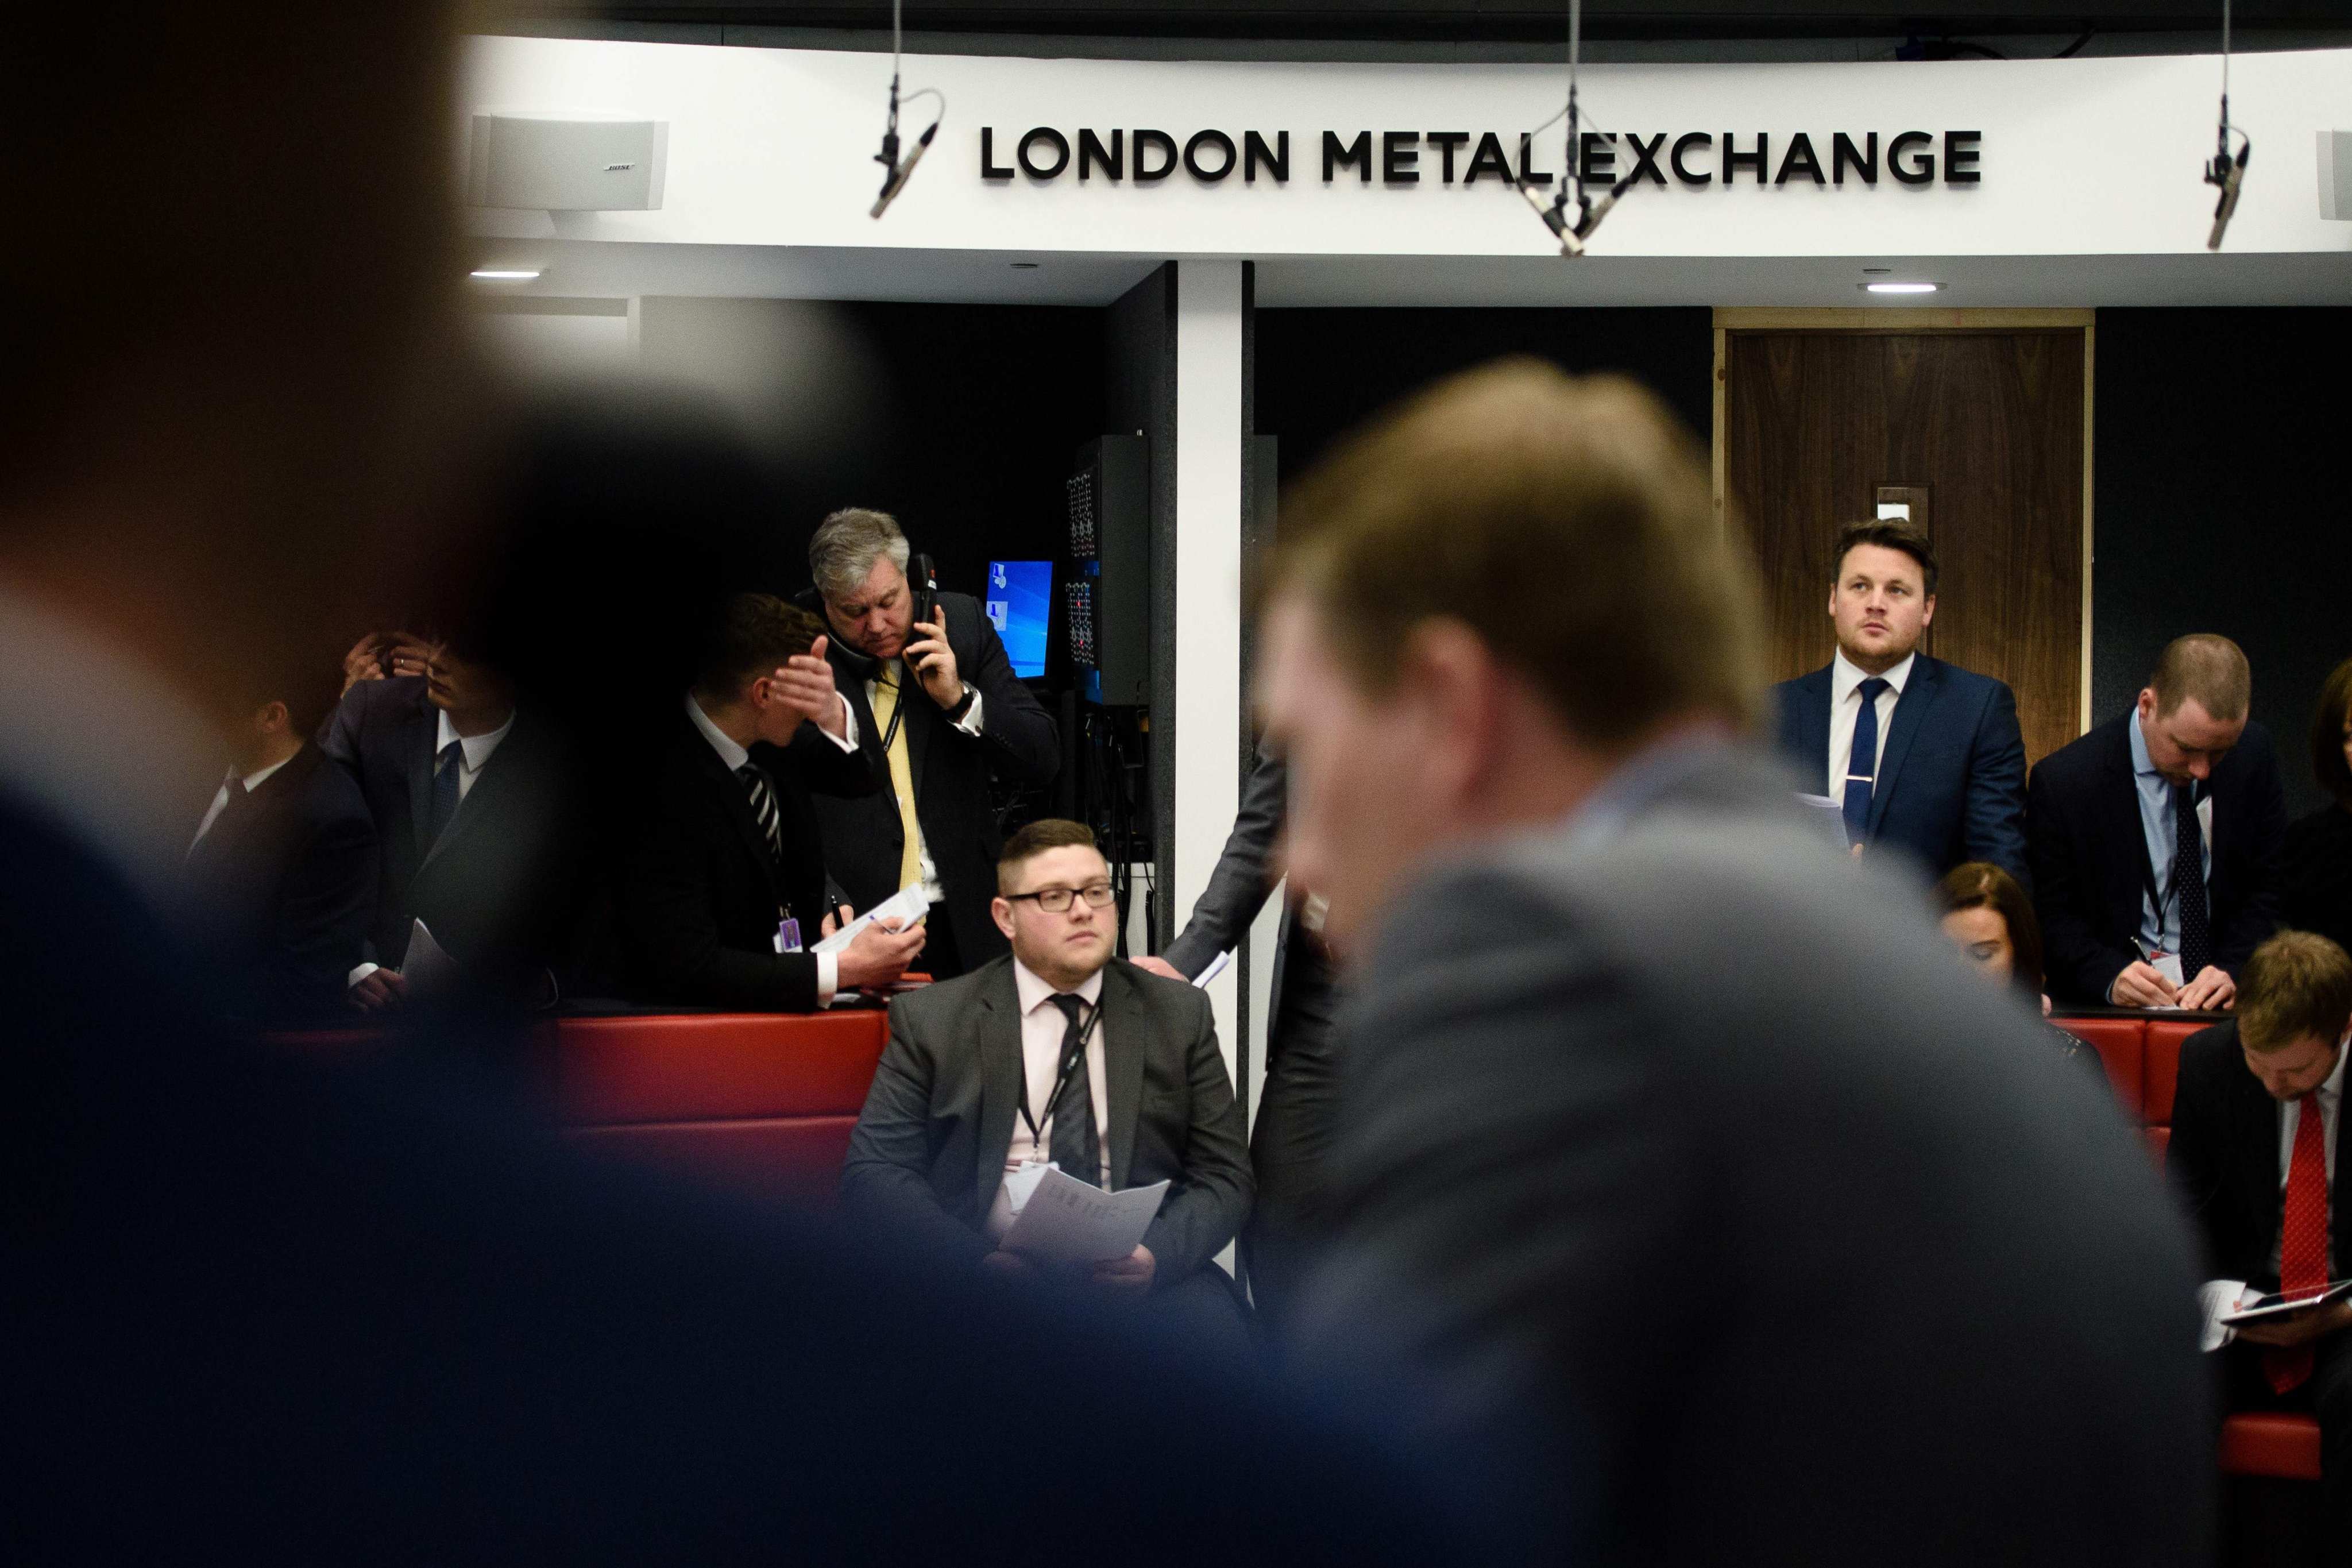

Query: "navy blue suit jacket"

xmin=1771 ymin=655 xmax=2030 ymax=886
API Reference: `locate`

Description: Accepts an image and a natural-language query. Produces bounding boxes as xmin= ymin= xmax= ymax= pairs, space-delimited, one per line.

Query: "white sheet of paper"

xmin=2200 ymin=1279 xmax=2250 ymax=1352
xmin=998 ymin=1168 xmax=1170 ymax=1265
xmin=2154 ymin=952 xmax=2187 ymax=991
xmin=404 ymin=918 xmax=461 ymax=995
xmin=1000 ymin=1160 xmax=1053 ymax=1216
xmin=812 ymin=885 xmax=930 ymax=957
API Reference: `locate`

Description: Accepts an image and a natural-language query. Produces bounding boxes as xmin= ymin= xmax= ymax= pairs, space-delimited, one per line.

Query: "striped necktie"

xmin=737 ymin=763 xmax=783 ymax=866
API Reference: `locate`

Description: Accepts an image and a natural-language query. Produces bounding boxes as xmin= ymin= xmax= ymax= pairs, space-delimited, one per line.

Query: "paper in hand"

xmin=999 ymin=1168 xmax=1169 ymax=1265
xmin=811 ymin=884 xmax=930 ymax=957
xmin=404 ymin=918 xmax=461 ymax=995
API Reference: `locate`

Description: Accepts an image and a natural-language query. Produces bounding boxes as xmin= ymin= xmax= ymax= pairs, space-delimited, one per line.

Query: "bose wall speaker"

xmin=467 ymin=114 xmax=669 ymax=211
xmin=2322 ymin=131 xmax=2352 ymax=222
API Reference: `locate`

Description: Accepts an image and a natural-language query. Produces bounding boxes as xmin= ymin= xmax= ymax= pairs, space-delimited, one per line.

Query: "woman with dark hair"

xmin=2282 ymin=655 xmax=2352 ymax=957
xmin=1936 ymin=860 xmax=2098 ymax=1071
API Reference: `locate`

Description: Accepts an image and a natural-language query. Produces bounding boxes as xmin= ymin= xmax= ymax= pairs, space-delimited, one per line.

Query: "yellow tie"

xmin=870 ymin=666 xmax=924 ymax=893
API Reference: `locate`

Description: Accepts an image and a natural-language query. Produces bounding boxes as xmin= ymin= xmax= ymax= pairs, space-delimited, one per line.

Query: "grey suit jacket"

xmin=1294 ymin=740 xmax=2211 ymax=1567
xmin=1167 ymin=747 xmax=1288 ymax=978
xmin=840 ymin=955 xmax=1253 ymax=1285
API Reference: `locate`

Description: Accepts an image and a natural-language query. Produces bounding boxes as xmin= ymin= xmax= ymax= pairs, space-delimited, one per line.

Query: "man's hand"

xmin=903 ymin=610 xmax=965 ymax=711
xmin=1091 ymin=1245 xmax=1156 ymax=1293
xmin=980 ymin=1250 xmax=1033 ymax=1277
xmin=2177 ymin=965 xmax=2238 ymax=1011
xmin=818 ymin=902 xmax=855 ymax=940
xmin=836 ymin=917 xmax=926 ymax=991
xmin=770 ymin=636 xmax=849 ymax=739
xmin=1130 ymin=956 xmax=1185 ymax=982
xmin=383 ymin=633 xmax=438 ymax=684
xmin=349 ymin=968 xmax=409 ymax=1011
xmin=2233 ymin=1297 xmax=2352 ymax=1348
xmin=341 ymin=634 xmax=387 ymax=694
xmin=2110 ymin=961 xmax=2180 ymax=1009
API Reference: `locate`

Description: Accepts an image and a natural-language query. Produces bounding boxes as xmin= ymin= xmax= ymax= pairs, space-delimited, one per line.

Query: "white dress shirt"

xmin=835 ymin=659 xmax=984 ymax=907
xmin=189 ymin=753 xmax=298 ymax=851
xmin=1826 ymin=649 xmax=1914 ymax=800
xmin=685 ymin=694 xmax=837 ymax=1004
xmin=984 ymin=959 xmax=1113 ymax=1241
xmin=2269 ymin=1041 xmax=2347 ymax=1278
xmin=435 ymin=706 xmax=513 ymax=804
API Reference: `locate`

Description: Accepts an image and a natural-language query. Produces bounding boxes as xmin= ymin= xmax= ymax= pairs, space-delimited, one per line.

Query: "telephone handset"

xmin=907 ymin=552 xmax=939 ymax=631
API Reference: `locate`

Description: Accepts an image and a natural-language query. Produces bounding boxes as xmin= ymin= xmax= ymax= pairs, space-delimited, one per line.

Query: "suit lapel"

xmin=1100 ymin=963 xmax=1148 ymax=1192
xmin=1866 ymin=658 xmax=1939 ymax=835
xmin=403 ymin=693 xmax=438 ymax=859
xmin=1787 ymin=666 xmax=1835 ymax=794
xmin=2104 ymin=716 xmax=2158 ymax=940
xmin=417 ymin=716 xmax=512 ymax=878
xmin=685 ymin=723 xmax=783 ymax=907
xmin=974 ymin=963 xmax=1025 ymax=1218
xmin=2238 ymin=1052 xmax=2288 ymax=1265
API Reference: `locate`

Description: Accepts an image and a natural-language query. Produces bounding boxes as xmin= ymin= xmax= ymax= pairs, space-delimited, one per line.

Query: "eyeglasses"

xmin=1007 ymin=883 xmax=1115 ymax=914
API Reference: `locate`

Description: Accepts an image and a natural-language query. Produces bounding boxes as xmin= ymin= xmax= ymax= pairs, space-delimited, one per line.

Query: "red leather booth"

xmin=2054 ymin=1013 xmax=2324 ymax=1485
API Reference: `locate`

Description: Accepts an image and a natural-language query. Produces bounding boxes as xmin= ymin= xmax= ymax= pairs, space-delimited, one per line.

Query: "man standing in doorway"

xmin=793 ymin=508 xmax=1057 ymax=978
xmin=1771 ymin=517 xmax=2029 ymax=886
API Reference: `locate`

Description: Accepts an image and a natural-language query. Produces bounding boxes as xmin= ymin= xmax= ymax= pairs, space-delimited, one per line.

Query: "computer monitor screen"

xmin=985 ymin=560 xmax=1052 ymax=678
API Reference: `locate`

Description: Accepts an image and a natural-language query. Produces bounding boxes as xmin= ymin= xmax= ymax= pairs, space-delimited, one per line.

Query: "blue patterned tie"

xmin=426 ymin=741 xmax=462 ymax=848
xmin=1841 ymin=677 xmax=1891 ymax=847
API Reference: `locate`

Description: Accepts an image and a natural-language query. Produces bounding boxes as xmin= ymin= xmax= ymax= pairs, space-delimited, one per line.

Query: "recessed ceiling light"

xmin=1009 ymin=261 xmax=1040 ymax=270
xmin=1863 ymin=281 xmax=1941 ymax=294
xmin=470 ymin=268 xmax=543 ymax=281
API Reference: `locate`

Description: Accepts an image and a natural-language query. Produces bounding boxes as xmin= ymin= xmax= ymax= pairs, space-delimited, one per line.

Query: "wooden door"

xmin=1718 ymin=314 xmax=2088 ymax=765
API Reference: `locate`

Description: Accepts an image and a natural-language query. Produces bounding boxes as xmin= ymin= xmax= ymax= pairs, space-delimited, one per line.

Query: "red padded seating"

xmin=2061 ymin=1017 xmax=2145 ymax=1113
xmin=2221 ymin=1412 xmax=2325 ymax=1482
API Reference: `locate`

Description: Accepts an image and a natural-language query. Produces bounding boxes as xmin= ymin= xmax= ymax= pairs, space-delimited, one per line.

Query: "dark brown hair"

xmin=2309 ymin=656 xmax=2352 ymax=809
xmin=2239 ymin=931 xmax=2352 ymax=1055
xmin=1833 ymin=518 xmax=1938 ymax=596
xmin=2148 ymin=634 xmax=2251 ymax=724
xmin=1270 ymin=358 xmax=1765 ymax=744
xmin=1936 ymin=860 xmax=2045 ymax=997
xmin=692 ymin=593 xmax=822 ymax=704
xmin=997 ymin=819 xmax=1102 ymax=893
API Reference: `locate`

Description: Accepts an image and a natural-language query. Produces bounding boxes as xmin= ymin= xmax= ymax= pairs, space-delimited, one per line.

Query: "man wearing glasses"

xmin=842 ymin=819 xmax=1254 ymax=1350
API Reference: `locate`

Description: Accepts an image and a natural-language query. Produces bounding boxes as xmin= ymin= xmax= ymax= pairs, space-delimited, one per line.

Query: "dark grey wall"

xmin=2092 ymin=308 xmax=2352 ymax=818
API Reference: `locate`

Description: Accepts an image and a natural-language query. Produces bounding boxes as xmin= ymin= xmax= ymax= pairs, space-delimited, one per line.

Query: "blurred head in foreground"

xmin=1257 ymin=357 xmax=1765 ymax=953
xmin=1 ymin=1 xmax=478 ymax=744
xmin=1935 ymin=860 xmax=2046 ymax=998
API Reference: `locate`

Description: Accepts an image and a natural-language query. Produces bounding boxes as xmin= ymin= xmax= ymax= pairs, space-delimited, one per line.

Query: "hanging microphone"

xmin=871 ymin=120 xmax=936 ymax=219
xmin=2205 ymin=136 xmax=2249 ymax=250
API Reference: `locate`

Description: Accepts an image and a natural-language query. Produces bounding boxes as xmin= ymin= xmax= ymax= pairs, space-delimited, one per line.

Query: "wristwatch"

xmin=944 ymin=684 xmax=977 ymax=724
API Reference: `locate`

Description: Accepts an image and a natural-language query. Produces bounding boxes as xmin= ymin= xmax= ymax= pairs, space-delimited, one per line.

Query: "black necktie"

xmin=737 ymin=764 xmax=784 ymax=866
xmin=2175 ymin=782 xmax=2212 ymax=979
xmin=426 ymin=741 xmax=462 ymax=848
xmin=1048 ymin=993 xmax=1100 ymax=1189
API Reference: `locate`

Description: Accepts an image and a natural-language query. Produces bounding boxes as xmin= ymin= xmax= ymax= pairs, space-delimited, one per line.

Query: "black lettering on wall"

xmin=1134 ymin=129 xmax=1179 ymax=181
xmin=1888 ymin=130 xmax=1936 ymax=184
xmin=1832 ymin=132 xmax=1878 ymax=186
xmin=1079 ymin=128 xmax=1123 ymax=181
xmin=1518 ymin=131 xmax=1555 ymax=188
xmin=1184 ymin=129 xmax=1237 ymax=181
xmin=1324 ymin=129 xmax=1372 ymax=183
xmin=1624 ymin=131 xmax=1669 ymax=186
xmin=1018 ymin=126 xmax=1070 ymax=180
xmin=1382 ymin=130 xmax=1420 ymax=183
xmin=1670 ymin=131 xmax=1713 ymax=185
xmin=1944 ymin=130 xmax=1982 ymax=184
xmin=1724 ymin=133 xmax=1767 ymax=184
xmin=1427 ymin=130 xmax=1470 ymax=183
xmin=1774 ymin=132 xmax=1824 ymax=186
xmin=1578 ymin=132 xmax=1617 ymax=185
xmin=1245 ymin=129 xmax=1289 ymax=183
xmin=1465 ymin=130 xmax=1513 ymax=184
xmin=981 ymin=126 xmax=1014 ymax=179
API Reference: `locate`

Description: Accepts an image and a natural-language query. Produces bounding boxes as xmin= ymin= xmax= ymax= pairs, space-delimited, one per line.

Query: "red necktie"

xmin=2265 ymin=1092 xmax=2331 ymax=1394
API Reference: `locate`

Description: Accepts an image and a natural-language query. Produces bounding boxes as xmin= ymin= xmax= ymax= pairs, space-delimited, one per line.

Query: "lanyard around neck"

xmin=1017 ymin=996 xmax=1102 ymax=1153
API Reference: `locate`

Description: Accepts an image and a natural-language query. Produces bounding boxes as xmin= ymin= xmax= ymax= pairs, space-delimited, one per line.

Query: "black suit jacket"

xmin=2169 ymin=1018 xmax=2349 ymax=1292
xmin=840 ymin=955 xmax=1253 ymax=1285
xmin=180 ymin=742 xmax=376 ymax=1019
xmin=615 ymin=715 xmax=876 ymax=1013
xmin=320 ymin=678 xmax=577 ymax=983
xmin=1296 ymin=742 xmax=2210 ymax=1566
xmin=1771 ymin=654 xmax=2030 ymax=886
xmin=790 ymin=590 xmax=1057 ymax=971
xmin=2026 ymin=710 xmax=2287 ymax=1005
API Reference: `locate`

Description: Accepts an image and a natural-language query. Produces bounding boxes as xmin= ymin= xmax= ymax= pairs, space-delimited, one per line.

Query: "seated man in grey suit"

xmin=843 ymin=819 xmax=1254 ymax=1347
xmin=1263 ymin=358 xmax=2210 ymax=1567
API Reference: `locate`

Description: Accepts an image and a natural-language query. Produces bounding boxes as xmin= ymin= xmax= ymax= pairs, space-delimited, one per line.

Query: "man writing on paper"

xmin=841 ymin=820 xmax=1253 ymax=1350
xmin=2172 ymin=929 xmax=2352 ymax=1538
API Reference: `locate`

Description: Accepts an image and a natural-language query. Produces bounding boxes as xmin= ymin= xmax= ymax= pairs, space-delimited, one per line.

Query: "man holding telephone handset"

xmin=2173 ymin=929 xmax=2352 ymax=1535
xmin=794 ymin=508 xmax=1058 ymax=979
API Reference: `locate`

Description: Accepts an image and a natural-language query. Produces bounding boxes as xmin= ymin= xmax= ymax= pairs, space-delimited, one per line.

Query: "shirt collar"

xmin=2129 ymin=708 xmax=2162 ymax=781
xmin=436 ymin=705 xmax=515 ymax=775
xmin=2323 ymin=1036 xmax=2349 ymax=1105
xmin=1012 ymin=956 xmax=1106 ymax=1016
xmin=239 ymin=753 xmax=298 ymax=793
xmin=685 ymin=694 xmax=748 ymax=773
xmin=1832 ymin=648 xmax=1915 ymax=704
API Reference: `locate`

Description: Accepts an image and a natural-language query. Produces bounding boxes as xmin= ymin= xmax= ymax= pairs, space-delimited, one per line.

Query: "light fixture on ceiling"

xmin=470 ymin=267 xmax=543 ymax=281
xmin=1863 ymin=281 xmax=1942 ymax=294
